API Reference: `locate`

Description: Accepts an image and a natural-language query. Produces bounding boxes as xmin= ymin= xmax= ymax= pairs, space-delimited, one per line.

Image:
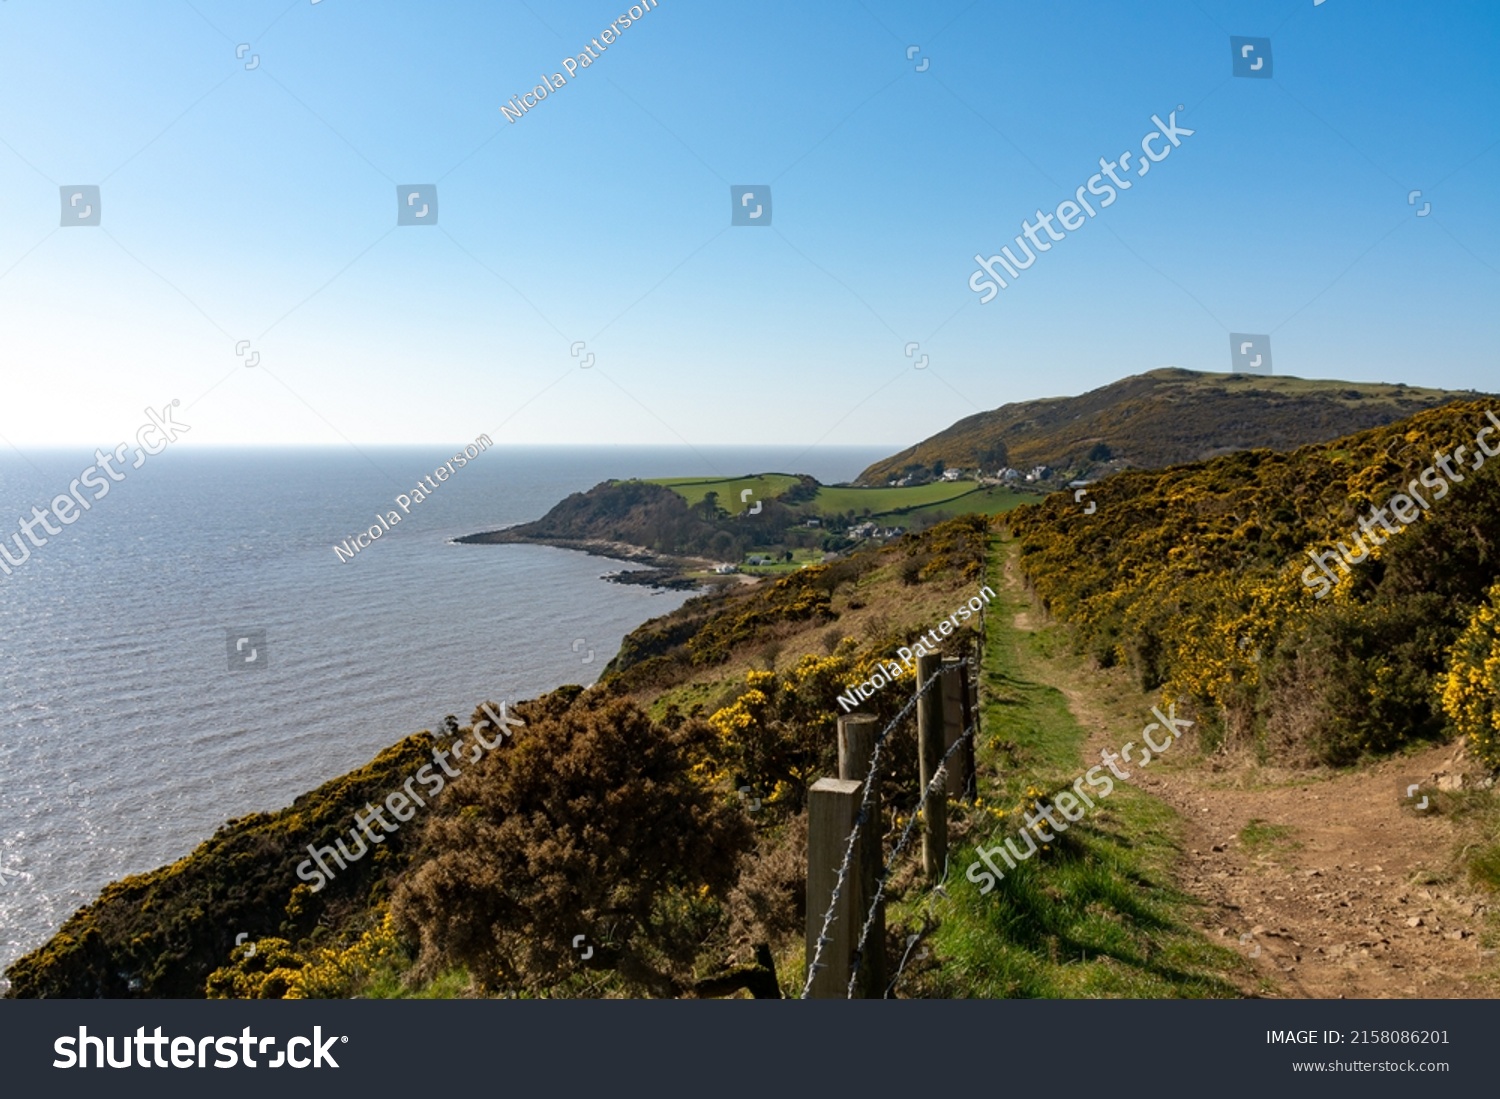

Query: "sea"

xmin=0 ymin=445 xmax=891 ymax=981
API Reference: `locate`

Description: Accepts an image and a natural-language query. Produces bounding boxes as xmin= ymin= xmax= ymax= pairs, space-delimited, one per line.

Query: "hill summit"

xmin=857 ymin=368 xmax=1484 ymax=486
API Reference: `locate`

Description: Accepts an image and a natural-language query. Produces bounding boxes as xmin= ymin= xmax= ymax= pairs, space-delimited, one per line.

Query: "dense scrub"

xmin=391 ymin=691 xmax=751 ymax=996
xmin=604 ymin=514 xmax=988 ymax=693
xmin=1009 ymin=400 xmax=1500 ymax=764
xmin=1442 ymin=580 xmax=1500 ymax=767
xmin=5 ymin=733 xmax=440 ymax=997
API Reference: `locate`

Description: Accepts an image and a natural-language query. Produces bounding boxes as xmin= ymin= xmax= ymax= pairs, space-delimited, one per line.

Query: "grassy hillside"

xmin=644 ymin=473 xmax=1026 ymax=520
xmin=808 ymin=481 xmax=980 ymax=513
xmin=890 ymin=484 xmax=1031 ymax=524
xmin=858 ymin=368 xmax=1483 ymax=487
xmin=644 ymin=474 xmax=805 ymax=509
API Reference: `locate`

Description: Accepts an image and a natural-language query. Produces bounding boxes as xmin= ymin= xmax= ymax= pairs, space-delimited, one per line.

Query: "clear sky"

xmin=1 ymin=0 xmax=1495 ymax=450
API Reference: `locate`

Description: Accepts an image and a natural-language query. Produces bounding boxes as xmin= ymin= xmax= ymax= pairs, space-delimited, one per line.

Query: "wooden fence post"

xmin=915 ymin=653 xmax=947 ymax=881
xmin=837 ymin=713 xmax=884 ymax=998
xmin=941 ymin=658 xmax=971 ymax=799
xmin=805 ymin=777 xmax=865 ymax=998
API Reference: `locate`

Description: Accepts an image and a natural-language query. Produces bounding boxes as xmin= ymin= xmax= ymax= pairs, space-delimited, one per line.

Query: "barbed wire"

xmin=886 ymin=927 xmax=932 ymax=997
xmin=883 ymin=869 xmax=948 ymax=998
xmin=845 ymin=718 xmax=977 ymax=998
xmin=798 ymin=661 xmax=964 ymax=1000
xmin=861 ymin=542 xmax=991 ymax=995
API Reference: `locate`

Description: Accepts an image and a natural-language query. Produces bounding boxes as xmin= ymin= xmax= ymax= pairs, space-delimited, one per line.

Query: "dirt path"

xmin=1001 ymin=550 xmax=1496 ymax=999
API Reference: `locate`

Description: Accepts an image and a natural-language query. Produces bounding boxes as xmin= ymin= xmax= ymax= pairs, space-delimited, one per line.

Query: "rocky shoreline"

xmin=451 ymin=528 xmax=719 ymax=592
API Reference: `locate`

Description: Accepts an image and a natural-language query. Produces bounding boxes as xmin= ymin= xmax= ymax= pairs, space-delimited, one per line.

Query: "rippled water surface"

xmin=0 ymin=444 xmax=888 ymax=976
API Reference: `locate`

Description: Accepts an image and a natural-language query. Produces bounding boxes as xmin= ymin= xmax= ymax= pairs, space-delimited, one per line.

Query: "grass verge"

xmin=887 ymin=534 xmax=1249 ymax=998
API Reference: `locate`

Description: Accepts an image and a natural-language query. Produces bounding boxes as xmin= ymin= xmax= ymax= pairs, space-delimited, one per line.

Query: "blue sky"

xmin=1 ymin=0 xmax=1495 ymax=450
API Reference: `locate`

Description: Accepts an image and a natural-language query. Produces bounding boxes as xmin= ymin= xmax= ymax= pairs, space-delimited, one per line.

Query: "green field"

xmin=643 ymin=474 xmax=802 ymax=509
xmin=881 ymin=485 xmax=1033 ymax=525
xmin=806 ymin=481 xmax=976 ymax=514
xmin=646 ymin=473 xmax=1033 ymax=524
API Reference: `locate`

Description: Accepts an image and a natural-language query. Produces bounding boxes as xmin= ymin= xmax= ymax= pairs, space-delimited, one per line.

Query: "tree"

xmin=976 ymin=441 xmax=1009 ymax=471
xmin=392 ymin=693 xmax=751 ymax=995
xmin=698 ymin=491 xmax=725 ymax=521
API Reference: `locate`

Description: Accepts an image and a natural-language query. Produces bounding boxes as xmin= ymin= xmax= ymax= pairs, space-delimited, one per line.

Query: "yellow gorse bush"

xmin=1441 ymin=582 xmax=1500 ymax=767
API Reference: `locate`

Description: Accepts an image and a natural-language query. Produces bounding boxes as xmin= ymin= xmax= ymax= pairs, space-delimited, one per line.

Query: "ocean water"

xmin=0 ymin=445 xmax=890 ymax=979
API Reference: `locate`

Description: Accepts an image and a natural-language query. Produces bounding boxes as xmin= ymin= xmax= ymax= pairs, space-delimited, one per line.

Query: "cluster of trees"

xmin=512 ymin=477 xmax=844 ymax=561
xmin=975 ymin=442 xmax=1010 ymax=472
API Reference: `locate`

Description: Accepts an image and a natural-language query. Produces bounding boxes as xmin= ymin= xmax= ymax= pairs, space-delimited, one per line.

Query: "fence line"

xmin=799 ymin=661 xmax=966 ymax=1001
xmin=844 ymin=717 xmax=977 ymax=999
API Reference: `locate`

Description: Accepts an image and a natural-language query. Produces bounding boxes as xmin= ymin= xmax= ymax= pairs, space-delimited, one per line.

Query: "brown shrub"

xmin=391 ymin=693 xmax=752 ymax=996
xmin=726 ymin=813 xmax=808 ymax=954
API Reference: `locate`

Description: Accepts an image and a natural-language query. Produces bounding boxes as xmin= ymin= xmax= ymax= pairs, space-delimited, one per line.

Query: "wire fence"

xmin=846 ymin=717 xmax=977 ymax=999
xmin=800 ymin=661 xmax=976 ymax=1000
xmin=802 ymin=558 xmax=993 ymax=1000
xmin=799 ymin=665 xmax=948 ymax=998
